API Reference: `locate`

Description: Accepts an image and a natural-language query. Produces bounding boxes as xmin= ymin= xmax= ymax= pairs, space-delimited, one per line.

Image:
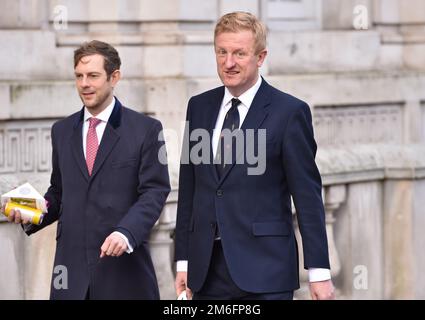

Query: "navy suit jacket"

xmin=26 ymin=98 xmax=170 ymax=299
xmin=175 ymin=79 xmax=330 ymax=293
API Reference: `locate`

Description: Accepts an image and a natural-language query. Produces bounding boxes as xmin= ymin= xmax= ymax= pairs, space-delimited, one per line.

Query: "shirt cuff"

xmin=176 ymin=260 xmax=188 ymax=272
xmin=113 ymin=231 xmax=134 ymax=254
xmin=176 ymin=262 xmax=330 ymax=280
xmin=308 ymin=268 xmax=331 ymax=282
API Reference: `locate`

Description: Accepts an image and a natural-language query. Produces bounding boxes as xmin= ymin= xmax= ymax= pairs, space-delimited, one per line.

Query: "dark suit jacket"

xmin=175 ymin=79 xmax=330 ymax=293
xmin=26 ymin=98 xmax=170 ymax=299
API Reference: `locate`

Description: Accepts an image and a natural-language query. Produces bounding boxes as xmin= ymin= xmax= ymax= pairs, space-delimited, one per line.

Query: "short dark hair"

xmin=74 ymin=40 xmax=121 ymax=79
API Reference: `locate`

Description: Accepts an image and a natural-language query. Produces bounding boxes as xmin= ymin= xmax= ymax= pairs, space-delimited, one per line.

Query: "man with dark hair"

xmin=3 ymin=40 xmax=170 ymax=299
xmin=74 ymin=40 xmax=122 ymax=80
xmin=174 ymin=12 xmax=334 ymax=300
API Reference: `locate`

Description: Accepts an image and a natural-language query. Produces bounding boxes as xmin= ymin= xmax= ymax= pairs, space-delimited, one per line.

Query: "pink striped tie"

xmin=86 ymin=117 xmax=101 ymax=176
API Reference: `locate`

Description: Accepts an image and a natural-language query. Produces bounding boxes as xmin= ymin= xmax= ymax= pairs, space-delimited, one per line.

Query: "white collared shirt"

xmin=82 ymin=97 xmax=115 ymax=158
xmin=82 ymin=97 xmax=133 ymax=254
xmin=212 ymin=75 xmax=262 ymax=158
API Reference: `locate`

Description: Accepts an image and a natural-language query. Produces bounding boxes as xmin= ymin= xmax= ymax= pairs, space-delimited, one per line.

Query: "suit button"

xmin=216 ymin=189 xmax=223 ymax=196
xmin=210 ymin=222 xmax=216 ymax=228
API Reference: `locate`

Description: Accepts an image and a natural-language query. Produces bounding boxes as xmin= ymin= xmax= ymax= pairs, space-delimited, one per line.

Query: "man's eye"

xmin=236 ymin=52 xmax=246 ymax=58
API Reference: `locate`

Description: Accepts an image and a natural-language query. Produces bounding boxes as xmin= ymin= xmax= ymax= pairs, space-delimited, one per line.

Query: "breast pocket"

xmin=254 ymin=135 xmax=280 ymax=160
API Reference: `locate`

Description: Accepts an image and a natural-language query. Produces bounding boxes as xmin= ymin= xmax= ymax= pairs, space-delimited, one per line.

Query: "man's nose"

xmin=224 ymin=54 xmax=236 ymax=68
xmin=79 ymin=76 xmax=90 ymax=87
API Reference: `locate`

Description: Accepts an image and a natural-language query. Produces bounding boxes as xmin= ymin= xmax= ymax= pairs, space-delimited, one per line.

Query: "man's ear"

xmin=110 ymin=69 xmax=121 ymax=86
xmin=257 ymin=49 xmax=268 ymax=68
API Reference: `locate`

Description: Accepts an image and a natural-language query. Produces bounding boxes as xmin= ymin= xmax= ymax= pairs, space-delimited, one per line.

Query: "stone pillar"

xmin=373 ymin=0 xmax=425 ymax=71
xmin=0 ymin=220 xmax=25 ymax=299
xmin=294 ymin=184 xmax=344 ymax=299
xmin=412 ymin=179 xmax=425 ymax=299
xmin=324 ymin=185 xmax=344 ymax=280
xmin=383 ymin=180 xmax=415 ymax=299
xmin=24 ymin=223 xmax=56 ymax=300
xmin=149 ymin=190 xmax=178 ymax=299
xmin=335 ymin=181 xmax=384 ymax=299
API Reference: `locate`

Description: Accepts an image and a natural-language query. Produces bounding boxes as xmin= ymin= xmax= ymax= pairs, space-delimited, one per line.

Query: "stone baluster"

xmin=149 ymin=190 xmax=178 ymax=299
xmin=294 ymin=184 xmax=346 ymax=299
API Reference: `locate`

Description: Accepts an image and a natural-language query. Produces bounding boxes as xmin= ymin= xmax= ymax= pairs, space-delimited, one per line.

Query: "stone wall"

xmin=1 ymin=0 xmax=424 ymax=299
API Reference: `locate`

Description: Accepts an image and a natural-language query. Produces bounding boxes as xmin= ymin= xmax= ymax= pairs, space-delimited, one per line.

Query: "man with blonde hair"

xmin=174 ymin=12 xmax=334 ymax=300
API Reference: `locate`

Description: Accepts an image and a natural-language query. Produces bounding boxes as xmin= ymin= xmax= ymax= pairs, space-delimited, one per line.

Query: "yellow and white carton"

xmin=1 ymin=183 xmax=47 ymax=225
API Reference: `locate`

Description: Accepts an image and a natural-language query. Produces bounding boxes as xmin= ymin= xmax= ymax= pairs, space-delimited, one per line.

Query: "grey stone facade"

xmin=1 ymin=0 xmax=424 ymax=299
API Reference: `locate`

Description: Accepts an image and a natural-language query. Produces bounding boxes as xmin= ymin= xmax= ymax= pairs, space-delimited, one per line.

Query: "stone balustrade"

xmin=1 ymin=0 xmax=425 ymax=299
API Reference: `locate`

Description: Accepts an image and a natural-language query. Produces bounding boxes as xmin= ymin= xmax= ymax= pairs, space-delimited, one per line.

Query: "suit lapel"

xmin=206 ymin=87 xmax=225 ymax=183
xmin=239 ymin=79 xmax=271 ymax=132
xmin=218 ymin=79 xmax=271 ymax=184
xmin=71 ymin=109 xmax=89 ymax=182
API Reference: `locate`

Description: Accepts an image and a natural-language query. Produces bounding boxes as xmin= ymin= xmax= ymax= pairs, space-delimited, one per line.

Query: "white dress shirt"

xmin=211 ymin=75 xmax=262 ymax=157
xmin=83 ymin=97 xmax=133 ymax=254
xmin=177 ymin=75 xmax=331 ymax=282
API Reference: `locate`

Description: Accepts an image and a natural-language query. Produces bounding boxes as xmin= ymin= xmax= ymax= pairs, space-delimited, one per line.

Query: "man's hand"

xmin=175 ymin=271 xmax=193 ymax=300
xmin=100 ymin=233 xmax=128 ymax=258
xmin=1 ymin=204 xmax=31 ymax=224
xmin=309 ymin=279 xmax=335 ymax=300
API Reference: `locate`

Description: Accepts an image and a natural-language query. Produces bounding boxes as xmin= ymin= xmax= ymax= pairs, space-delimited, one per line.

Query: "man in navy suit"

xmin=174 ymin=12 xmax=335 ymax=300
xmin=3 ymin=40 xmax=170 ymax=299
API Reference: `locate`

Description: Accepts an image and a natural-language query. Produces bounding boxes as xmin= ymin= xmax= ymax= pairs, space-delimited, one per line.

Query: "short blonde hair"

xmin=214 ymin=12 xmax=267 ymax=54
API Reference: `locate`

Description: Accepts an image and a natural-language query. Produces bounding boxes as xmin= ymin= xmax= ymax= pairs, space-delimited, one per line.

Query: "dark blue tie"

xmin=215 ymin=98 xmax=241 ymax=179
